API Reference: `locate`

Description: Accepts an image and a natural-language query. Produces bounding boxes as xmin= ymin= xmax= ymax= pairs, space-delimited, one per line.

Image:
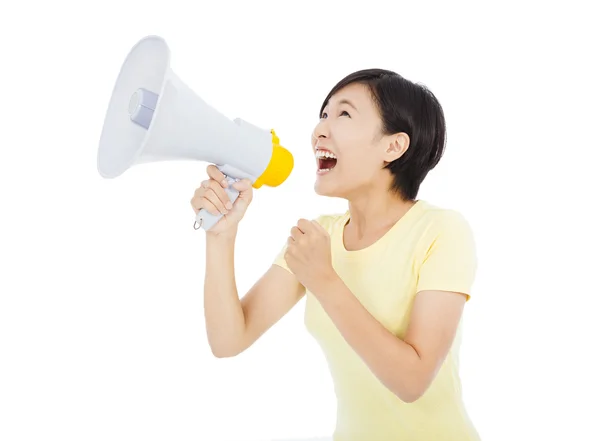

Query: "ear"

xmin=384 ymin=132 xmax=410 ymax=162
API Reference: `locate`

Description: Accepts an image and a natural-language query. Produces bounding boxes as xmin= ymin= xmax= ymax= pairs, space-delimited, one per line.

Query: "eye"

xmin=320 ymin=110 xmax=350 ymax=119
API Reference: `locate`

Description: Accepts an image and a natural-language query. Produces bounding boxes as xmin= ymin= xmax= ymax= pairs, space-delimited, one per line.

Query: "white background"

xmin=1 ymin=1 xmax=599 ymax=440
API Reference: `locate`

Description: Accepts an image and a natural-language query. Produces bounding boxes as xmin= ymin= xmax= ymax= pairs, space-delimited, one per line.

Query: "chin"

xmin=314 ymin=186 xmax=326 ymax=196
xmin=314 ymin=180 xmax=340 ymax=198
xmin=314 ymin=166 xmax=347 ymax=196
xmin=314 ymin=181 xmax=329 ymax=196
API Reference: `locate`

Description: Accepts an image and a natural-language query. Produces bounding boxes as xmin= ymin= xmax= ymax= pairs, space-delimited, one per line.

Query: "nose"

xmin=311 ymin=119 xmax=329 ymax=145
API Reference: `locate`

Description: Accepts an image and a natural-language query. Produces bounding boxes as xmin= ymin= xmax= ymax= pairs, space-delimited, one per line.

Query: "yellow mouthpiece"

xmin=252 ymin=129 xmax=294 ymax=189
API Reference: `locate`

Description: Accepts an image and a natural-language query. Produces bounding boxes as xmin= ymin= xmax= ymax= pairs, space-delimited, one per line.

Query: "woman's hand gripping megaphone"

xmin=190 ymin=165 xmax=254 ymax=235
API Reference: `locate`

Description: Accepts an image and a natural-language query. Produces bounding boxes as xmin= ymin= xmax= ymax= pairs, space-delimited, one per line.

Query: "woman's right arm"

xmin=193 ymin=164 xmax=303 ymax=358
xmin=204 ymin=232 xmax=304 ymax=357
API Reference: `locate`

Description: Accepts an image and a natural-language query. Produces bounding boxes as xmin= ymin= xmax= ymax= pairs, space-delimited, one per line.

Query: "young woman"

xmin=191 ymin=69 xmax=479 ymax=441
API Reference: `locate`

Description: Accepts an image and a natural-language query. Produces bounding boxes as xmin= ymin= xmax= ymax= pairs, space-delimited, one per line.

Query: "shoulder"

xmin=413 ymin=202 xmax=478 ymax=298
xmin=413 ymin=201 xmax=477 ymax=262
xmin=312 ymin=212 xmax=348 ymax=234
xmin=418 ymin=201 xmax=475 ymax=238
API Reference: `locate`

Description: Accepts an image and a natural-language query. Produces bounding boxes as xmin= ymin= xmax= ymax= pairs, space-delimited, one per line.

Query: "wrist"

xmin=206 ymin=229 xmax=238 ymax=243
xmin=312 ymin=270 xmax=341 ymax=299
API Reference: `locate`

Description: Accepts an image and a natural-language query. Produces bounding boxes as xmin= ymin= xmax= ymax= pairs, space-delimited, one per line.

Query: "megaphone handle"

xmin=193 ymin=176 xmax=240 ymax=231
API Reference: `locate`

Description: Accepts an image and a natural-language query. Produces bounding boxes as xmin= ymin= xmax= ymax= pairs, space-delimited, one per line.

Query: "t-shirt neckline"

xmin=336 ymin=199 xmax=426 ymax=259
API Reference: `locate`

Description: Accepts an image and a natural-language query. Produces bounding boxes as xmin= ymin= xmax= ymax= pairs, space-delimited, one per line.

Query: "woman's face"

xmin=311 ymin=82 xmax=406 ymax=199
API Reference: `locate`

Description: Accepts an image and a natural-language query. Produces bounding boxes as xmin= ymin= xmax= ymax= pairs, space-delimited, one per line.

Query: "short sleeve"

xmin=272 ymin=240 xmax=292 ymax=273
xmin=416 ymin=211 xmax=478 ymax=300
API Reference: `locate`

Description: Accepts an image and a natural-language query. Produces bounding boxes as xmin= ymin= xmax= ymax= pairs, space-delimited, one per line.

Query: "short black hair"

xmin=319 ymin=69 xmax=447 ymax=201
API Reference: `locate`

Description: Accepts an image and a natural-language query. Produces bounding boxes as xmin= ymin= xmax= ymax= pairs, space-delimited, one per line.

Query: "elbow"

xmin=392 ymin=375 xmax=430 ymax=404
xmin=206 ymin=332 xmax=245 ymax=358
xmin=211 ymin=350 xmax=233 ymax=359
xmin=395 ymin=387 xmax=425 ymax=404
xmin=399 ymin=389 xmax=424 ymax=404
xmin=210 ymin=345 xmax=240 ymax=358
xmin=208 ymin=338 xmax=245 ymax=358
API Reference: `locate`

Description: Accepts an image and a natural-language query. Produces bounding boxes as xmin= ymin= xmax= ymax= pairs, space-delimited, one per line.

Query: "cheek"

xmin=341 ymin=148 xmax=377 ymax=175
xmin=330 ymin=126 xmax=379 ymax=177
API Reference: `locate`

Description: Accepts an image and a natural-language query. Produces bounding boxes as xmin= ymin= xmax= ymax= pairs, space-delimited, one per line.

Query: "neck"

xmin=346 ymin=190 xmax=416 ymax=240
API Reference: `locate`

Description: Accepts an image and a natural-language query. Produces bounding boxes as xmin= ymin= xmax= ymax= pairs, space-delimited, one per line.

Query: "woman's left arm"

xmin=312 ymin=279 xmax=467 ymax=403
xmin=284 ymin=212 xmax=476 ymax=403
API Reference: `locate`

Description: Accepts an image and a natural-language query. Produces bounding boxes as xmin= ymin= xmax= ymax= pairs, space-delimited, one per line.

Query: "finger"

xmin=191 ymin=196 xmax=220 ymax=216
xmin=296 ymin=219 xmax=307 ymax=233
xmin=190 ymin=197 xmax=198 ymax=213
xmin=232 ymin=178 xmax=252 ymax=192
xmin=201 ymin=200 xmax=221 ymax=216
xmin=290 ymin=226 xmax=303 ymax=241
xmin=297 ymin=218 xmax=315 ymax=234
xmin=206 ymin=165 xmax=228 ymax=188
xmin=197 ymin=180 xmax=210 ymax=191
xmin=208 ymin=179 xmax=233 ymax=210
xmin=195 ymin=180 xmax=215 ymax=197
xmin=204 ymin=188 xmax=229 ymax=215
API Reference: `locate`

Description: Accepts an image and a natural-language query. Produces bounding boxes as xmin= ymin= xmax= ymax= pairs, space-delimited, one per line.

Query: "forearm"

xmin=203 ymin=231 xmax=246 ymax=357
xmin=314 ymin=276 xmax=425 ymax=402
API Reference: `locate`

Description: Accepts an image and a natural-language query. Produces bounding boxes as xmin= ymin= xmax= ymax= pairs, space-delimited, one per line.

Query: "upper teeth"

xmin=316 ymin=149 xmax=337 ymax=159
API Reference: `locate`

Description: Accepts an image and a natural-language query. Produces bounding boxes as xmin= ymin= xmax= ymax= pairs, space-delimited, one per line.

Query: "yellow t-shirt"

xmin=272 ymin=199 xmax=479 ymax=441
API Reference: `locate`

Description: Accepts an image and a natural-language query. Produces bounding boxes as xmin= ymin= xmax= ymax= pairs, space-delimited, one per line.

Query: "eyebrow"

xmin=325 ymin=98 xmax=358 ymax=112
xmin=338 ymin=99 xmax=357 ymax=111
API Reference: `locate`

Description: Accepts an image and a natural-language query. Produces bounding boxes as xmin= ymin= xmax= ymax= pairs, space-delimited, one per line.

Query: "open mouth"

xmin=316 ymin=148 xmax=337 ymax=174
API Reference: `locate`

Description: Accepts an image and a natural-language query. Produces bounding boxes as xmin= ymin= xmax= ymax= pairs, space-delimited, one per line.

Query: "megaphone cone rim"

xmin=97 ymin=35 xmax=171 ymax=179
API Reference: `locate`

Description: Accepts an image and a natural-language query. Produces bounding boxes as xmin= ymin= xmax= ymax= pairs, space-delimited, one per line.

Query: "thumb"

xmin=232 ymin=178 xmax=252 ymax=195
xmin=230 ymin=179 xmax=253 ymax=209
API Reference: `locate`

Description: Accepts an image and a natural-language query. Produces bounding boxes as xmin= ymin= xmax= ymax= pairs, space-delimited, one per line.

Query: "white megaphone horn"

xmin=97 ymin=35 xmax=294 ymax=231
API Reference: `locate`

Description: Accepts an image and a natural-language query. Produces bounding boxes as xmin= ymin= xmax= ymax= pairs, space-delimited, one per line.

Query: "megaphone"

xmin=97 ymin=35 xmax=294 ymax=231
